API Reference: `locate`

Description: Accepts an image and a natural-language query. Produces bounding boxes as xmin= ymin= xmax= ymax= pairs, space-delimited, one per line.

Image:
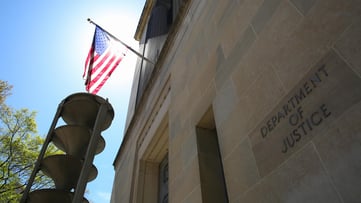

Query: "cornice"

xmin=134 ymin=0 xmax=155 ymax=41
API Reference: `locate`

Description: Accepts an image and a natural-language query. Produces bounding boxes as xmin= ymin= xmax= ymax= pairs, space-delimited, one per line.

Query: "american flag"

xmin=84 ymin=26 xmax=127 ymax=94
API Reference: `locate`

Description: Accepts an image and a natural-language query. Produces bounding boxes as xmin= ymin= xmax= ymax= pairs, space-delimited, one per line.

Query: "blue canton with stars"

xmin=94 ymin=26 xmax=110 ymax=55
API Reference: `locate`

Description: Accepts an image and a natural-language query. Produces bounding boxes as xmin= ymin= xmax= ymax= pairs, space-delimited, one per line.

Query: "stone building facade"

xmin=111 ymin=0 xmax=361 ymax=202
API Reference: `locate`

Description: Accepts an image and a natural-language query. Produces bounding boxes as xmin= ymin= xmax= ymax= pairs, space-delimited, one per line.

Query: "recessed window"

xmin=146 ymin=0 xmax=173 ymax=40
xmin=135 ymin=123 xmax=169 ymax=203
xmin=158 ymin=155 xmax=169 ymax=203
xmin=196 ymin=108 xmax=229 ymax=202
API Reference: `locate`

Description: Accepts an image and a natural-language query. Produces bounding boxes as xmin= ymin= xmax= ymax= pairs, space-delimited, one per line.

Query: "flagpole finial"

xmin=87 ymin=18 xmax=93 ymax=24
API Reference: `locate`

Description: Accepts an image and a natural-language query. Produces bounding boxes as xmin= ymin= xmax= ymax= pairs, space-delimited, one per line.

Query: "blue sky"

xmin=0 ymin=1 xmax=144 ymax=202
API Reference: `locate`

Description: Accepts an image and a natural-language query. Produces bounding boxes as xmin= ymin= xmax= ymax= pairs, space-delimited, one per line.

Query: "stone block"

xmin=290 ymin=0 xmax=317 ymax=15
xmin=168 ymin=151 xmax=182 ymax=186
xmin=313 ymin=101 xmax=361 ymax=202
xmin=335 ymin=19 xmax=361 ymax=76
xmin=169 ymin=108 xmax=187 ymax=140
xmin=216 ymin=103 xmax=249 ymax=158
xmin=237 ymin=180 xmax=280 ymax=203
xmin=216 ymin=26 xmax=256 ymax=89
xmin=222 ymin=138 xmax=260 ymax=202
xmin=212 ymin=0 xmax=232 ymax=26
xmin=236 ymin=0 xmax=264 ymax=27
xmin=236 ymin=66 xmax=285 ymax=136
xmin=189 ymin=83 xmax=216 ymax=127
xmin=170 ymin=157 xmax=201 ymax=203
xmin=215 ymin=46 xmax=226 ymax=73
xmin=187 ymin=53 xmax=217 ymax=100
xmin=267 ymin=144 xmax=342 ymax=203
xmin=182 ymin=185 xmax=202 ymax=203
xmin=252 ymin=0 xmax=303 ymax=61
xmin=273 ymin=0 xmax=361 ymax=90
xmin=239 ymin=143 xmax=342 ymax=203
xmin=218 ymin=0 xmax=247 ymax=57
xmin=251 ymin=0 xmax=282 ymax=34
xmin=213 ymin=79 xmax=238 ymax=127
xmin=181 ymin=131 xmax=198 ymax=168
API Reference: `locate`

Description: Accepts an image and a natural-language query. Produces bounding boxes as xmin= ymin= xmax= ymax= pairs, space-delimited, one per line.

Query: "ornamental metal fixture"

xmin=20 ymin=93 xmax=114 ymax=203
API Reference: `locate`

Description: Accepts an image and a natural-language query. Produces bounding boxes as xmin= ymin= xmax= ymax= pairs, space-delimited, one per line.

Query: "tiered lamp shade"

xmin=52 ymin=125 xmax=105 ymax=159
xmin=40 ymin=155 xmax=97 ymax=191
xmin=61 ymin=93 xmax=114 ymax=131
xmin=27 ymin=189 xmax=89 ymax=203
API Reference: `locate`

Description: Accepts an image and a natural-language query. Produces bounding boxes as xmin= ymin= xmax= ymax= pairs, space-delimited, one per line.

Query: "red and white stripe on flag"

xmin=84 ymin=26 xmax=127 ymax=94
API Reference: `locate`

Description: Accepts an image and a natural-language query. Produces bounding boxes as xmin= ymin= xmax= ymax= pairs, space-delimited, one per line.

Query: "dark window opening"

xmin=146 ymin=0 xmax=173 ymax=40
xmin=158 ymin=155 xmax=169 ymax=203
xmin=196 ymin=108 xmax=229 ymax=203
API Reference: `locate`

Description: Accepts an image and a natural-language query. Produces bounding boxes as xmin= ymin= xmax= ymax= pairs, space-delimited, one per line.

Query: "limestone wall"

xmin=111 ymin=0 xmax=361 ymax=202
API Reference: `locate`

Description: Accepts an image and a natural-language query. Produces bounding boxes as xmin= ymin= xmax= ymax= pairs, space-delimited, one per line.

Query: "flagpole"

xmin=87 ymin=18 xmax=155 ymax=65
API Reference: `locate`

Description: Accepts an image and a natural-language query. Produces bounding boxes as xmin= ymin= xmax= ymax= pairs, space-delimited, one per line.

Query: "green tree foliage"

xmin=0 ymin=81 xmax=12 ymax=105
xmin=0 ymin=80 xmax=61 ymax=202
